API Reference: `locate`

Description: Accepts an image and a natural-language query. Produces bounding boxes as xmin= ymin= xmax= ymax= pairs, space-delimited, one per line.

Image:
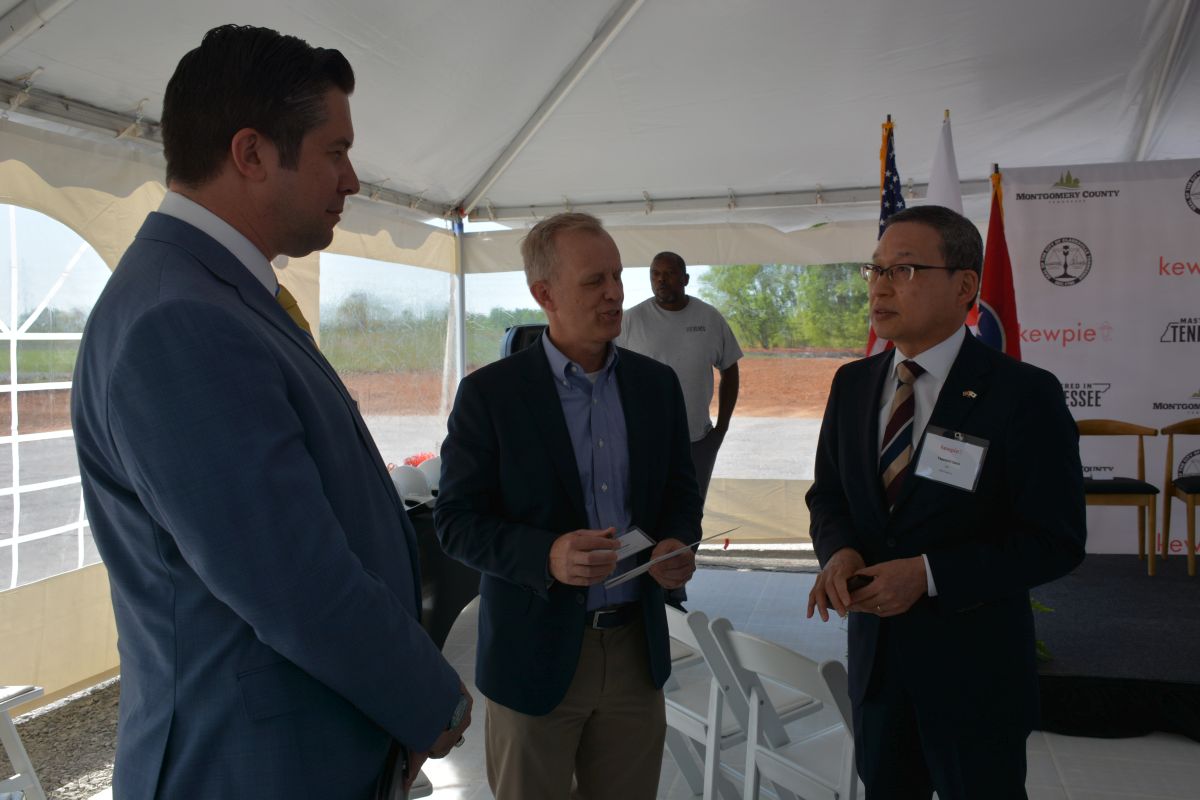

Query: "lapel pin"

xmin=962 ymin=390 xmax=978 ymax=398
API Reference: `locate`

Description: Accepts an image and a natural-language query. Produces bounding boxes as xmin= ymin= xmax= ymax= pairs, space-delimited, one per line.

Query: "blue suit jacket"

xmin=434 ymin=342 xmax=703 ymax=715
xmin=806 ymin=331 xmax=1086 ymax=732
xmin=71 ymin=213 xmax=460 ymax=798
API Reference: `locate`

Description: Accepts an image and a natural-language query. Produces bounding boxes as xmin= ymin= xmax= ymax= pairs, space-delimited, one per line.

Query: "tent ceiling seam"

xmin=458 ymin=0 xmax=645 ymax=216
xmin=1133 ymin=0 xmax=1195 ymax=161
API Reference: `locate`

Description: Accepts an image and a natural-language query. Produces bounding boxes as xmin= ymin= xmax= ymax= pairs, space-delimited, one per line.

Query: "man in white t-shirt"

xmin=617 ymin=251 xmax=742 ymax=503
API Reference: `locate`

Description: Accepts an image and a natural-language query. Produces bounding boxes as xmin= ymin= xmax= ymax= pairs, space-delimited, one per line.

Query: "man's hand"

xmin=847 ymin=557 xmax=927 ymax=618
xmin=405 ymin=682 xmax=474 ymax=789
xmin=806 ymin=547 xmax=865 ymax=621
xmin=549 ymin=528 xmax=620 ymax=586
xmin=648 ymin=538 xmax=696 ymax=589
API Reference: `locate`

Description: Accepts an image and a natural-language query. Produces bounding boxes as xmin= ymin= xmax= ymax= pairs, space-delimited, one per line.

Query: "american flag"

xmin=866 ymin=116 xmax=905 ymax=355
xmin=879 ymin=117 xmax=906 ymax=237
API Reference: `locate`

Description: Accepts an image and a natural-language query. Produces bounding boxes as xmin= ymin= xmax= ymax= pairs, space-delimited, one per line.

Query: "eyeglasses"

xmin=858 ymin=263 xmax=965 ymax=283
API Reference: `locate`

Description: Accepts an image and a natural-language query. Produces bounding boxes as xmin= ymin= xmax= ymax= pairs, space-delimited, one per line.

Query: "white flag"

xmin=926 ymin=113 xmax=962 ymax=213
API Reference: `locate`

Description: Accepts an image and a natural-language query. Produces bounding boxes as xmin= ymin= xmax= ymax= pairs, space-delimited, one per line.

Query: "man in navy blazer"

xmin=806 ymin=206 xmax=1085 ymax=799
xmin=435 ymin=212 xmax=703 ymax=799
xmin=71 ymin=25 xmax=469 ymax=798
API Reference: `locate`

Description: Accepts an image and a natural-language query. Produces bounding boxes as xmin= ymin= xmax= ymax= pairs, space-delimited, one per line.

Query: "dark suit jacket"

xmin=434 ymin=342 xmax=703 ymax=715
xmin=806 ymin=330 xmax=1085 ymax=730
xmin=71 ymin=213 xmax=460 ymax=798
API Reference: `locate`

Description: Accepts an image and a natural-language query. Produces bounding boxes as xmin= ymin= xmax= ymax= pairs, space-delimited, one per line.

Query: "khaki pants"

xmin=484 ymin=616 xmax=666 ymax=800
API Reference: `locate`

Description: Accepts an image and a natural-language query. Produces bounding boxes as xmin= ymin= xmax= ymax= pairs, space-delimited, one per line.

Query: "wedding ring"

xmin=454 ymin=735 xmax=465 ymax=748
xmin=876 ymin=605 xmax=882 ymax=613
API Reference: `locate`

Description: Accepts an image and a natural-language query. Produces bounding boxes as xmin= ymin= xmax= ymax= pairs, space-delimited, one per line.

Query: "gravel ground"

xmin=1 ymin=678 xmax=118 ymax=800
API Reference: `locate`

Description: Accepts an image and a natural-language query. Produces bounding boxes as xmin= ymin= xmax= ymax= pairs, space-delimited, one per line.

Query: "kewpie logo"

xmin=1159 ymin=256 xmax=1200 ymax=276
xmin=1020 ymin=321 xmax=1113 ymax=348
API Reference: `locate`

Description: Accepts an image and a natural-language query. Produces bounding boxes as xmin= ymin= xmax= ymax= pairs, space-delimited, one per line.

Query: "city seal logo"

xmin=1040 ymin=237 xmax=1093 ymax=286
xmin=1187 ymin=170 xmax=1200 ymax=215
xmin=1179 ymin=449 xmax=1200 ymax=480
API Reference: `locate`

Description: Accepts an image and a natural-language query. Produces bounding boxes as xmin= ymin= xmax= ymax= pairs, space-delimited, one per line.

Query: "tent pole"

xmin=452 ymin=213 xmax=467 ymax=389
xmin=460 ymin=0 xmax=645 ymax=216
xmin=0 ymin=0 xmax=78 ymax=58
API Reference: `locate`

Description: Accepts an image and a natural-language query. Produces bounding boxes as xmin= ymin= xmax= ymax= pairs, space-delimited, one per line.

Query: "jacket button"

xmin=886 ymin=538 xmax=896 ymax=547
xmin=575 ymin=594 xmax=585 ymax=605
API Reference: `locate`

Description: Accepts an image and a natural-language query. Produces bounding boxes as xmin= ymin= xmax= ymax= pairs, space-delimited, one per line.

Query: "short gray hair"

xmin=521 ymin=212 xmax=607 ymax=286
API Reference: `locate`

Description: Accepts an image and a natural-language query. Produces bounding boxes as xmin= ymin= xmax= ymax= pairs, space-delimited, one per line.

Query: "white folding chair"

xmin=662 ymin=608 xmax=818 ymax=800
xmin=708 ymin=620 xmax=858 ymax=800
xmin=418 ymin=456 xmax=442 ymax=494
xmin=390 ymin=464 xmax=434 ymax=509
xmin=0 ymin=685 xmax=47 ymax=800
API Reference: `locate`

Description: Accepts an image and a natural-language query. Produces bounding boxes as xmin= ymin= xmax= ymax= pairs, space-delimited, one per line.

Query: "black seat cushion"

xmin=1084 ymin=477 xmax=1159 ymax=495
xmin=1173 ymin=475 xmax=1200 ymax=495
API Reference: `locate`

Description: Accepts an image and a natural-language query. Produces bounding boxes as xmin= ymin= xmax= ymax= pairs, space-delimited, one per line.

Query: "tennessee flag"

xmin=865 ymin=116 xmax=905 ymax=356
xmin=976 ymin=168 xmax=1021 ymax=359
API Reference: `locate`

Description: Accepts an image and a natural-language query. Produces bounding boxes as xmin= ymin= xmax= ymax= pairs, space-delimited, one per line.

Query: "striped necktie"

xmin=276 ymin=284 xmax=313 ymax=336
xmin=880 ymin=359 xmax=926 ymax=510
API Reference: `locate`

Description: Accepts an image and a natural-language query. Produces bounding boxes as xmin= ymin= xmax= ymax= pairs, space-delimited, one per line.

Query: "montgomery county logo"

xmin=1062 ymin=381 xmax=1110 ymax=408
xmin=1020 ymin=321 xmax=1112 ymax=347
xmin=1040 ymin=238 xmax=1093 ymax=286
xmin=1151 ymin=387 xmax=1200 ymax=412
xmin=1160 ymin=316 xmax=1200 ymax=343
xmin=1178 ymin=449 xmax=1200 ymax=479
xmin=1187 ymin=170 xmax=1200 ymax=215
xmin=1014 ymin=171 xmax=1120 ymax=203
xmin=1053 ymin=170 xmax=1082 ymax=189
xmin=1159 ymin=256 xmax=1200 ymax=276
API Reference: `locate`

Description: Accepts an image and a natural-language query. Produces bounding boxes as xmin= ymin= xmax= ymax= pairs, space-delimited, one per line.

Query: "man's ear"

xmin=530 ymin=280 xmax=555 ymax=312
xmin=229 ymin=128 xmax=270 ymax=181
xmin=958 ymin=269 xmax=980 ymax=309
xmin=682 ymin=272 xmax=690 ymax=288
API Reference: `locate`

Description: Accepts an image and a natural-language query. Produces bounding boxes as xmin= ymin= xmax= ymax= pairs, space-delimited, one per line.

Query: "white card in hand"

xmin=616 ymin=526 xmax=655 ymax=561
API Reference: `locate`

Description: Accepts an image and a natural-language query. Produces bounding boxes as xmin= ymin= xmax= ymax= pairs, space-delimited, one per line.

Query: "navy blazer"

xmin=434 ymin=342 xmax=703 ymax=715
xmin=806 ymin=331 xmax=1086 ymax=730
xmin=72 ymin=213 xmax=460 ymax=798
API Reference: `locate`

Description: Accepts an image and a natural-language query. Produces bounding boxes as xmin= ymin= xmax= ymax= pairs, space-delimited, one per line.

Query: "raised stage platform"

xmin=1033 ymin=554 xmax=1200 ymax=741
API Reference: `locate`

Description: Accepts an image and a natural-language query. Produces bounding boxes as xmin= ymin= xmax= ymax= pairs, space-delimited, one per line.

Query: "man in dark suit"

xmin=806 ymin=205 xmax=1086 ymax=799
xmin=435 ymin=212 xmax=703 ymax=799
xmin=71 ymin=25 xmax=469 ymax=798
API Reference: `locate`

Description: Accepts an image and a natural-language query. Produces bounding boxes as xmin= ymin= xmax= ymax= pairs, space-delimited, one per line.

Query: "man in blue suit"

xmin=71 ymin=25 xmax=470 ymax=798
xmin=806 ymin=206 xmax=1086 ymax=798
xmin=435 ymin=212 xmax=703 ymax=799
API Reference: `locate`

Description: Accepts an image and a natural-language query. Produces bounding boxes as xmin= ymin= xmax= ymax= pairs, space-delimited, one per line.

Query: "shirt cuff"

xmin=923 ymin=553 xmax=938 ymax=597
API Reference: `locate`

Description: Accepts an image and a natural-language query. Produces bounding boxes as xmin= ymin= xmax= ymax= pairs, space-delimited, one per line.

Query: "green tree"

xmin=791 ymin=263 xmax=869 ymax=348
xmin=698 ymin=264 xmax=801 ymax=348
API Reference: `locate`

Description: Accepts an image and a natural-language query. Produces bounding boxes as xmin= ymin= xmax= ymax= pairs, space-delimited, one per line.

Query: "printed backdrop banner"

xmin=1003 ymin=158 xmax=1200 ymax=556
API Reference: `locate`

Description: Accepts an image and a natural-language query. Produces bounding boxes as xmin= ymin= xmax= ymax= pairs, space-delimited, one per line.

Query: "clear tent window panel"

xmin=1 ymin=204 xmax=110 ymax=589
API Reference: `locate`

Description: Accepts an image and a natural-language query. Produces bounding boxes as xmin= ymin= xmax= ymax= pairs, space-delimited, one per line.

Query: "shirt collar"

xmin=158 ymin=191 xmax=278 ymax=295
xmin=541 ymin=331 xmax=618 ymax=381
xmin=892 ymin=326 xmax=967 ymax=384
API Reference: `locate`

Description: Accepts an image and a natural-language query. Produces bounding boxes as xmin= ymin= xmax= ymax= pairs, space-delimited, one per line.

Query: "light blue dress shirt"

xmin=541 ymin=334 xmax=638 ymax=610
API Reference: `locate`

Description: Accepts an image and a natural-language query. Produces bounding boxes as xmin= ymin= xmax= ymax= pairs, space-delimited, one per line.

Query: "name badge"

xmin=914 ymin=426 xmax=988 ymax=492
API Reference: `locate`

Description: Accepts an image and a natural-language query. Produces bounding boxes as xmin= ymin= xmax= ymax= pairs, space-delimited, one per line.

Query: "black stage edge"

xmin=1032 ymin=554 xmax=1200 ymax=741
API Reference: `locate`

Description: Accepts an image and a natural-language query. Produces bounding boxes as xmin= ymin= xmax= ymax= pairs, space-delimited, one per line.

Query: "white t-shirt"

xmin=617 ymin=296 xmax=743 ymax=441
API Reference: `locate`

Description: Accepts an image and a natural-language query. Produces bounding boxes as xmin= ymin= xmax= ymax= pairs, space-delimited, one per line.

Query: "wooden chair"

xmin=0 ymin=685 xmax=47 ymax=800
xmin=1077 ymin=420 xmax=1160 ymax=575
xmin=1161 ymin=418 xmax=1200 ymax=577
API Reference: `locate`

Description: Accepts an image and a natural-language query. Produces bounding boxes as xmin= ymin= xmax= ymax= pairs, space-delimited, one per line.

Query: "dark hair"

xmin=651 ymin=251 xmax=687 ymax=274
xmin=883 ymin=205 xmax=982 ymax=276
xmin=162 ymin=25 xmax=355 ymax=187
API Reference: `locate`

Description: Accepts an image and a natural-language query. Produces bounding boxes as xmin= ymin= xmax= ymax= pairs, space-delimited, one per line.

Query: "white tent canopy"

xmin=2 ymin=0 xmax=1197 ymax=274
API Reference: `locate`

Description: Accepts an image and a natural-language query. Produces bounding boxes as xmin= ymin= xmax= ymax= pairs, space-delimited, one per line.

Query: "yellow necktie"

xmin=276 ymin=284 xmax=313 ymax=336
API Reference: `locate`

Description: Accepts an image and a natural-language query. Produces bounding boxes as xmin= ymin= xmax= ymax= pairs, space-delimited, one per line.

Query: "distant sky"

xmin=3 ymin=204 xmax=710 ymax=322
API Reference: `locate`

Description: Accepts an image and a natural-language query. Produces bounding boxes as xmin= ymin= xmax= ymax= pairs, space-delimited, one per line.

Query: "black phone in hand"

xmin=846 ymin=574 xmax=874 ymax=592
